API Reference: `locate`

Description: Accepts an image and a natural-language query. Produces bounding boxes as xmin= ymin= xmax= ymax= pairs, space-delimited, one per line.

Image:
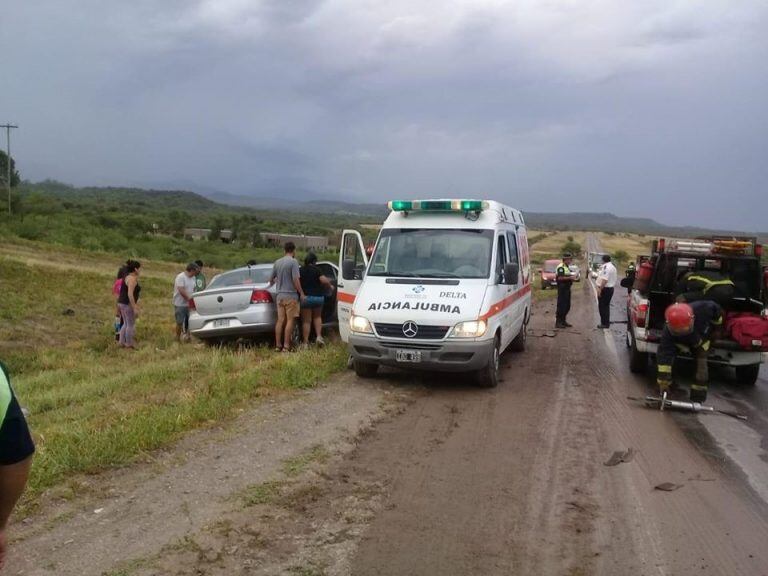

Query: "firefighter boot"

xmin=689 ymin=384 xmax=708 ymax=403
xmin=695 ymin=347 xmax=709 ymax=384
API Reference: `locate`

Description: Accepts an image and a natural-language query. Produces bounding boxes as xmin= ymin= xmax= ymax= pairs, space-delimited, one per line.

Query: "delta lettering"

xmin=368 ymin=301 xmax=461 ymax=314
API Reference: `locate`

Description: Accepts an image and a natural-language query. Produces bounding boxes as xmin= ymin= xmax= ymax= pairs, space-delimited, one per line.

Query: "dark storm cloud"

xmin=2 ymin=1 xmax=767 ymax=230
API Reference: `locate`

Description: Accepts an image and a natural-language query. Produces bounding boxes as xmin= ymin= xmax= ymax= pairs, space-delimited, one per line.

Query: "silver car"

xmin=188 ymin=262 xmax=339 ymax=342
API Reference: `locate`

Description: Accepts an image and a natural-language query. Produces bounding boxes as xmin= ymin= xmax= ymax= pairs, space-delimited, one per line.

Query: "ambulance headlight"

xmin=350 ymin=314 xmax=373 ymax=334
xmin=451 ymin=320 xmax=487 ymax=338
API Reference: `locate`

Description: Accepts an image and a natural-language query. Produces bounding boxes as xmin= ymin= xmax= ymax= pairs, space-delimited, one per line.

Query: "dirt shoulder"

xmin=9 ymin=374 xmax=397 ymax=576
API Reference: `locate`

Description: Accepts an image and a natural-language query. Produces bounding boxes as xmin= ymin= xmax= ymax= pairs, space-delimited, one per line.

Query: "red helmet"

xmin=665 ymin=303 xmax=694 ymax=336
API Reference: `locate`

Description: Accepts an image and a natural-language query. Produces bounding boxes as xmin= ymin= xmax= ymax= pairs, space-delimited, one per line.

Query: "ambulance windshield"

xmin=367 ymin=228 xmax=494 ymax=279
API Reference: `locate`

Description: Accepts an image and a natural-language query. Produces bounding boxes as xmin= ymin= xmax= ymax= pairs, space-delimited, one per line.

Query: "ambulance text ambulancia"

xmin=337 ymin=199 xmax=531 ymax=387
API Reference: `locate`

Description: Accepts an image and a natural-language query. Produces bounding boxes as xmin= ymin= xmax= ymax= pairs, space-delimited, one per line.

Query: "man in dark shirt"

xmin=0 ymin=363 xmax=35 ymax=570
xmin=555 ymin=253 xmax=575 ymax=329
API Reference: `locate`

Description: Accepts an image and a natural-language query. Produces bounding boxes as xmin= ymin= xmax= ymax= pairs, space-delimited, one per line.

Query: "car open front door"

xmin=338 ymin=230 xmax=369 ymax=343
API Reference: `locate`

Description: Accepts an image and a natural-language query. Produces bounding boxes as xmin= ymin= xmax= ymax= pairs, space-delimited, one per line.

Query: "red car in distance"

xmin=539 ymin=259 xmax=560 ymax=290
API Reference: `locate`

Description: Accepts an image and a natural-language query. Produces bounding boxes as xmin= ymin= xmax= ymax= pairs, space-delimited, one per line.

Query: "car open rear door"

xmin=338 ymin=230 xmax=369 ymax=343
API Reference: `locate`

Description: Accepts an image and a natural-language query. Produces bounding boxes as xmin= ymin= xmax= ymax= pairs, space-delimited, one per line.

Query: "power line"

xmin=1 ymin=123 xmax=18 ymax=216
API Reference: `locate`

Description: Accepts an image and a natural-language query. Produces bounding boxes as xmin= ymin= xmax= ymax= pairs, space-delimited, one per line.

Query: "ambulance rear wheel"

xmin=735 ymin=364 xmax=760 ymax=386
xmin=477 ymin=336 xmax=500 ymax=388
xmin=354 ymin=360 xmax=379 ymax=379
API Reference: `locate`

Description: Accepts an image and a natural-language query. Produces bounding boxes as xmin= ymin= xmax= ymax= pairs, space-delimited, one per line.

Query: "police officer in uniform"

xmin=0 ymin=362 xmax=35 ymax=570
xmin=555 ymin=253 xmax=575 ymax=329
xmin=657 ymin=301 xmax=723 ymax=403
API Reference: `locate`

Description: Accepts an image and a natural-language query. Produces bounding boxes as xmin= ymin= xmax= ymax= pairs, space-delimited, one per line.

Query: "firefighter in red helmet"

xmin=657 ymin=301 xmax=723 ymax=403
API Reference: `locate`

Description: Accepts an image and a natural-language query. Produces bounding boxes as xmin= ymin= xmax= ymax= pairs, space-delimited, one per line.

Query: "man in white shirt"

xmin=173 ymin=263 xmax=200 ymax=342
xmin=596 ymin=254 xmax=618 ymax=329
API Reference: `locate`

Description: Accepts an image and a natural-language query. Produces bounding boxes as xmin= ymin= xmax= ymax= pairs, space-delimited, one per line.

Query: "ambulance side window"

xmin=506 ymin=232 xmax=519 ymax=267
xmin=370 ymin=237 xmax=389 ymax=275
xmin=495 ymin=235 xmax=508 ymax=284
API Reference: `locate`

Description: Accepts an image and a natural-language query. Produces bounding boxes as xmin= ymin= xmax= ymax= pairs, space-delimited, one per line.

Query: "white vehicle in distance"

xmin=337 ymin=199 xmax=532 ymax=387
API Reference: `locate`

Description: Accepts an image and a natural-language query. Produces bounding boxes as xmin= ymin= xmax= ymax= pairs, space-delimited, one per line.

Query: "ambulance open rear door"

xmin=337 ymin=230 xmax=369 ymax=343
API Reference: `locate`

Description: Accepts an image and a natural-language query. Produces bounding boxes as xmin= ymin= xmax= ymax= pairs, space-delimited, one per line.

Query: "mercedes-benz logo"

xmin=402 ymin=321 xmax=419 ymax=338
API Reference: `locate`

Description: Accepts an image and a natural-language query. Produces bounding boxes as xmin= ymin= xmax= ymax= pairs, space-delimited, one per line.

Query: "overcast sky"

xmin=2 ymin=1 xmax=767 ymax=230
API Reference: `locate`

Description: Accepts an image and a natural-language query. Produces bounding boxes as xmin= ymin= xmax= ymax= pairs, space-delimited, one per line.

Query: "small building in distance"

xmin=184 ymin=228 xmax=235 ymax=243
xmin=259 ymin=233 xmax=329 ymax=251
xmin=184 ymin=227 xmax=211 ymax=241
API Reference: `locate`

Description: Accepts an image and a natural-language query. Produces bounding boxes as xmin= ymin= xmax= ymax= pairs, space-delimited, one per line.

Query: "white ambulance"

xmin=337 ymin=199 xmax=532 ymax=387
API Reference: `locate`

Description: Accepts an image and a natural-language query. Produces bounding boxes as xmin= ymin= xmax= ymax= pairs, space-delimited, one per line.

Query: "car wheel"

xmin=735 ymin=364 xmax=760 ymax=386
xmin=354 ymin=360 xmax=379 ymax=378
xmin=510 ymin=316 xmax=528 ymax=352
xmin=628 ymin=329 xmax=647 ymax=374
xmin=540 ymin=282 xmax=547 ymax=290
xmin=477 ymin=335 xmax=500 ymax=388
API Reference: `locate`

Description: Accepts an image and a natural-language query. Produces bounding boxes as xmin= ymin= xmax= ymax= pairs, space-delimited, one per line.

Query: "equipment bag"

xmin=726 ymin=313 xmax=768 ymax=351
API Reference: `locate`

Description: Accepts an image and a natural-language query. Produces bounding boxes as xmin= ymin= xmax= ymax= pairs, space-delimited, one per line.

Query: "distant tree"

xmin=167 ymin=210 xmax=189 ymax=236
xmin=562 ymin=240 xmax=581 ymax=255
xmin=0 ymin=150 xmax=21 ymax=188
xmin=614 ymin=249 xmax=630 ymax=263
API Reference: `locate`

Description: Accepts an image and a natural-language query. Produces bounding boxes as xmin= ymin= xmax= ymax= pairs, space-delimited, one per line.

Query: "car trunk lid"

xmin=192 ymin=285 xmax=272 ymax=316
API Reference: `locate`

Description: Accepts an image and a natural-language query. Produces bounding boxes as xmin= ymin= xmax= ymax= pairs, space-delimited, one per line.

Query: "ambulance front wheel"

xmin=354 ymin=359 xmax=379 ymax=379
xmin=476 ymin=336 xmax=500 ymax=388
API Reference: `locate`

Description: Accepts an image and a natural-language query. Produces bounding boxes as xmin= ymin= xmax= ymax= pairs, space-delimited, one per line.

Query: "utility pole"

xmin=1 ymin=123 xmax=18 ymax=216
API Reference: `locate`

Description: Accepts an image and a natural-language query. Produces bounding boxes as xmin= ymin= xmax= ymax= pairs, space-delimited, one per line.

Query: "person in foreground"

xmin=657 ymin=301 xmax=723 ymax=403
xmin=299 ymin=252 xmax=333 ymax=347
xmin=0 ymin=363 xmax=35 ymax=572
xmin=118 ymin=260 xmax=142 ymax=349
xmin=269 ymin=242 xmax=306 ymax=352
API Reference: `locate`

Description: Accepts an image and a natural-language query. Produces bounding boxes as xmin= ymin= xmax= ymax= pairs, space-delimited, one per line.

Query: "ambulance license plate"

xmin=395 ymin=350 xmax=421 ymax=363
xmin=213 ymin=319 xmax=230 ymax=328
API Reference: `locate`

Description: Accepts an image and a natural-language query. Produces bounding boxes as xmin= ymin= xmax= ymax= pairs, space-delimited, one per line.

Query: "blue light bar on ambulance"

xmin=387 ymin=199 xmax=488 ymax=212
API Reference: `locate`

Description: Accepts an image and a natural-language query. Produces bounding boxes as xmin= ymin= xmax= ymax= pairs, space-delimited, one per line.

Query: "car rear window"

xmin=208 ymin=268 xmax=272 ymax=289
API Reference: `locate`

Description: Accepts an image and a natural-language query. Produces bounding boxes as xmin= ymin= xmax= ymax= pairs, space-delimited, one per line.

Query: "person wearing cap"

xmin=173 ymin=262 xmax=200 ymax=342
xmin=657 ymin=301 xmax=723 ymax=403
xmin=0 ymin=362 xmax=35 ymax=571
xmin=555 ymin=253 xmax=576 ymax=329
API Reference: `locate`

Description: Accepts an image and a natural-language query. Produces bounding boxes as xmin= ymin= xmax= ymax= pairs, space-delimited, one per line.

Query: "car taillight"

xmin=251 ymin=289 xmax=273 ymax=304
xmin=658 ymin=238 xmax=665 ymax=252
xmin=188 ymin=298 xmax=196 ymax=311
xmin=633 ymin=302 xmax=649 ymax=328
xmin=755 ymin=244 xmax=763 ymax=257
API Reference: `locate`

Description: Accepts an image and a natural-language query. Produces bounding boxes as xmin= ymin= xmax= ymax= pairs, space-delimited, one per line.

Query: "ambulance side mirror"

xmin=504 ymin=263 xmax=519 ymax=285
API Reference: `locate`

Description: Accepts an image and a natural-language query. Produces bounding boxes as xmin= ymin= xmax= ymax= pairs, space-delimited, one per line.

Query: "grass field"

xmin=527 ymin=230 xmax=586 ymax=262
xmin=595 ymin=232 xmax=653 ymax=261
xmin=0 ymin=239 xmax=348 ymax=512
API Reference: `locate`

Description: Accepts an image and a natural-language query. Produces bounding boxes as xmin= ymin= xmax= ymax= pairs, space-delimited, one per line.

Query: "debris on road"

xmin=604 ymin=448 xmax=635 ymax=466
xmin=654 ymin=482 xmax=683 ymax=492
